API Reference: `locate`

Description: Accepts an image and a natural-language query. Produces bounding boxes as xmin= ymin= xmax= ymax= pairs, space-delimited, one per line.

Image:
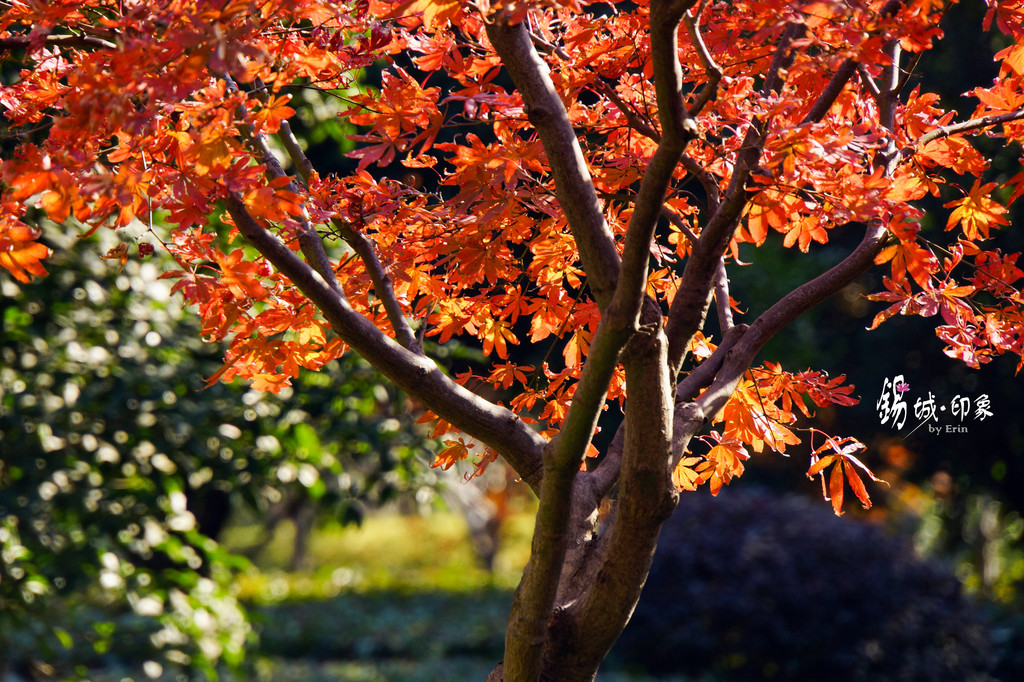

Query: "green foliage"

xmin=256 ymin=589 xmax=511 ymax=662
xmin=615 ymin=488 xmax=994 ymax=682
xmin=249 ymin=657 xmax=500 ymax=682
xmin=914 ymin=491 xmax=1024 ymax=604
xmin=0 ymin=230 xmax=434 ymax=677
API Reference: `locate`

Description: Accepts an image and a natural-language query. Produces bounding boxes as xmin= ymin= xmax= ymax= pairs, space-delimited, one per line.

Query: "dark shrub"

xmin=615 ymin=488 xmax=994 ymax=682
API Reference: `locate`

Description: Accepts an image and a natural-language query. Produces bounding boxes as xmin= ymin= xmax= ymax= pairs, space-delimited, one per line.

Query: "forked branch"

xmin=684 ymin=3 xmax=723 ymax=117
xmin=221 ymin=192 xmax=547 ymax=492
xmin=240 ymin=78 xmax=421 ymax=353
xmin=225 ymin=76 xmax=344 ymax=298
xmin=486 ymin=17 xmax=621 ymax=308
xmin=608 ymin=0 xmax=699 ymax=330
xmin=696 ymin=219 xmax=889 ymax=421
xmin=664 ymin=21 xmax=803 ymax=371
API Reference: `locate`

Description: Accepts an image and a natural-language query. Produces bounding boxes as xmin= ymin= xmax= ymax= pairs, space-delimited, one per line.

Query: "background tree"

xmin=2 ymin=0 xmax=1024 ymax=680
xmin=0 ymin=227 xmax=435 ymax=677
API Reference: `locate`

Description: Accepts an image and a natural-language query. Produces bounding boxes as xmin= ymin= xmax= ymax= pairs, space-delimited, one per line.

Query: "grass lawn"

xmin=202 ymin=507 xmax=683 ymax=680
xmin=222 ymin=505 xmax=536 ymax=599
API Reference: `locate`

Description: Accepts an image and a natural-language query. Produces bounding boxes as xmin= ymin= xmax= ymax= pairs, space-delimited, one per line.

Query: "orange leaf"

xmin=252 ymin=93 xmax=295 ymax=135
xmin=806 ymin=454 xmax=837 ymax=478
xmin=100 ymin=242 xmax=130 ymax=273
xmin=844 ymin=464 xmax=872 ymax=510
xmin=829 ymin=462 xmax=845 ymax=516
xmin=782 ymin=215 xmax=829 ymax=253
xmin=216 ymin=249 xmax=269 ymax=301
xmin=995 ymin=42 xmax=1024 ymax=76
xmin=875 ymin=236 xmax=939 ymax=288
xmin=563 ymin=328 xmax=590 ymax=368
xmin=672 ymin=456 xmax=703 ymax=492
xmin=479 ymin=317 xmax=518 ymax=359
xmin=387 ymin=0 xmax=463 ymax=30
xmin=944 ymin=180 xmax=1009 ymax=240
xmin=433 ymin=437 xmax=473 ymax=470
xmin=0 ymin=219 xmax=50 ymax=282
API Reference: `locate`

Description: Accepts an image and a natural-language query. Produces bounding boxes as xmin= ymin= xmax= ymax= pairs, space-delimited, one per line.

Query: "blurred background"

xmin=3 ymin=2 xmax=1024 ymax=680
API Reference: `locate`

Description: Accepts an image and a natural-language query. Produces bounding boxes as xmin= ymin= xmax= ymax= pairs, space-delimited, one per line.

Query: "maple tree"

xmin=3 ymin=0 xmax=1024 ymax=678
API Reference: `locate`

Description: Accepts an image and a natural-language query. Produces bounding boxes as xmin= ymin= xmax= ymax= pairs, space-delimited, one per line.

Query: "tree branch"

xmin=674 ymin=321 xmax=747 ymax=399
xmin=912 ymin=109 xmax=1024 ymax=148
xmin=224 ymin=76 xmax=345 ymax=299
xmin=547 ymin=327 xmax=677 ymax=681
xmin=486 ymin=17 xmax=642 ymax=677
xmin=332 ymin=219 xmax=423 ymax=353
xmin=664 ymin=1 xmax=906 ymax=368
xmin=503 ymin=439 xmax=575 ymax=681
xmin=680 ymin=154 xmax=721 ymax=212
xmin=713 ymin=256 xmax=734 ymax=332
xmin=660 ymin=203 xmax=699 ymax=243
xmin=695 ymin=33 xmax=907 ymax=425
xmin=879 ymin=38 xmax=902 ymax=172
xmin=529 ymin=6 xmax=709 ymax=670
xmin=662 ymin=202 xmax=731 ymax=330
xmin=487 ymin=15 xmax=673 ymax=678
xmin=670 ymin=322 xmax=746 ymax=462
xmin=0 ymin=33 xmax=116 ymax=51
xmin=664 ymin=21 xmax=803 ymax=372
xmin=662 ymin=185 xmax=747 ymax=369
xmin=502 ymin=288 xmax=642 ymax=678
xmin=607 ymin=0 xmax=699 ymax=332
xmin=492 ymin=6 xmax=701 ymax=675
xmin=801 ymin=58 xmax=859 ymax=125
xmin=696 ymin=219 xmax=888 ymax=422
xmin=220 ymin=192 xmax=546 ymax=492
xmin=684 ymin=4 xmax=723 ymax=117
xmin=857 ymin=63 xmax=882 ymax=101
xmin=240 ymin=78 xmax=422 ymax=353
xmin=799 ymin=0 xmax=904 ymax=125
xmin=486 ymin=17 xmax=621 ymax=309
xmin=248 ymin=79 xmax=315 ymax=185
xmin=596 ymin=78 xmax=661 ymax=142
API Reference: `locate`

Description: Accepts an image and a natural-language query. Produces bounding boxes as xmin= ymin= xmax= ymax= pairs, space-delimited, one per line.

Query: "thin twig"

xmin=331 ymin=218 xmax=423 ymax=353
xmin=896 ymin=0 xmax=950 ymax=93
xmin=596 ymin=79 xmax=661 ymax=142
xmin=0 ymin=34 xmax=117 ymax=51
xmin=913 ymin=109 xmax=1024 ymax=148
xmin=660 ymin=203 xmax=700 ymax=244
xmin=713 ymin=256 xmax=734 ymax=332
xmin=223 ymin=76 xmax=345 ymax=298
xmin=683 ymin=6 xmax=722 ymax=117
